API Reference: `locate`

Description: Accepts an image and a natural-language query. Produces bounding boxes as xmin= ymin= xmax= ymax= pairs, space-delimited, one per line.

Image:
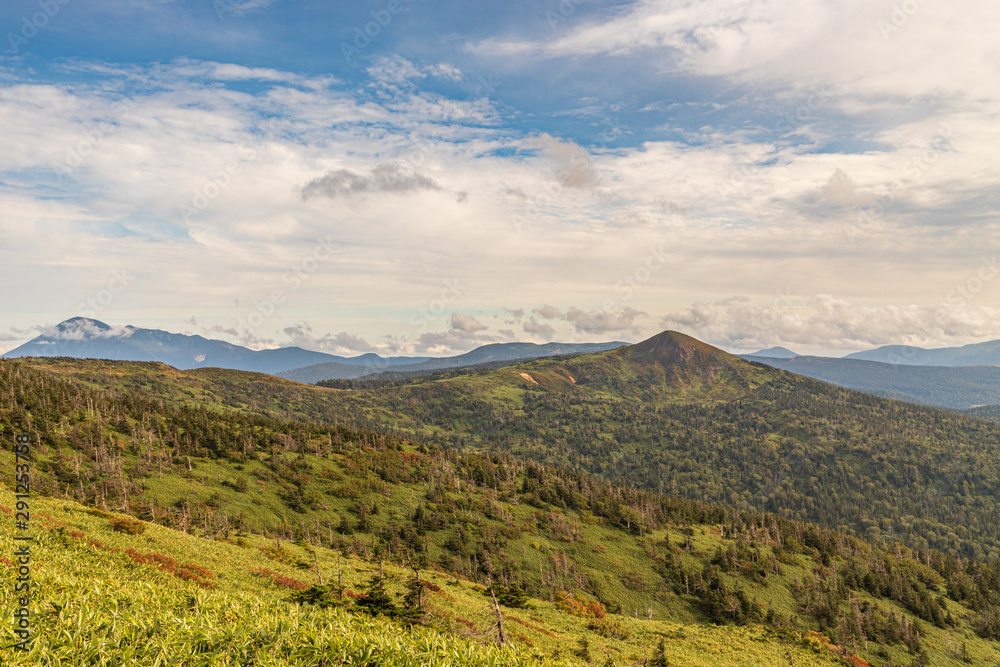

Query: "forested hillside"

xmin=315 ymin=332 xmax=1000 ymax=562
xmin=13 ymin=331 xmax=1000 ymax=564
xmin=3 ymin=356 xmax=1000 ymax=665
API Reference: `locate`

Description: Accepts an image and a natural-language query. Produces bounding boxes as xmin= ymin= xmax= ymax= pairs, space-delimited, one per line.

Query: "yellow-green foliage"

xmin=0 ymin=488 xmax=849 ymax=667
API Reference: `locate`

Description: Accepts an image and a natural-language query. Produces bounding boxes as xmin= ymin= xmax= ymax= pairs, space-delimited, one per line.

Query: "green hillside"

xmin=11 ymin=333 xmax=1000 ymax=564
xmin=3 ymin=356 xmax=1000 ymax=665
xmin=1 ymin=488 xmax=866 ymax=667
xmin=317 ymin=332 xmax=1000 ymax=561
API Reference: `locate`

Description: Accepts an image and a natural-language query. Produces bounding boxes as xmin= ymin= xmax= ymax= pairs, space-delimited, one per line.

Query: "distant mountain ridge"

xmin=11 ymin=330 xmax=1000 ymax=562
xmin=744 ymin=354 xmax=1000 ymax=409
xmin=746 ymin=346 xmax=799 ymax=358
xmin=2 ymin=317 xmax=627 ymax=380
xmin=845 ymin=339 xmax=1000 ymax=366
xmin=0 ymin=317 xmax=427 ymax=374
xmin=278 ymin=340 xmax=630 ymax=383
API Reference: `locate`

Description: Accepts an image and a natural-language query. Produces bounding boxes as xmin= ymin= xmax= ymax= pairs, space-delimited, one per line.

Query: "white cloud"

xmin=367 ymin=56 xmax=465 ymax=87
xmin=523 ymin=317 xmax=555 ymax=340
xmin=528 ymin=304 xmax=645 ymax=336
xmin=301 ymin=164 xmax=443 ymax=200
xmin=281 ymin=323 xmax=376 ymax=354
xmin=450 ymin=312 xmax=488 ymax=333
xmin=661 ymin=294 xmax=1000 ymax=355
xmin=168 ymin=59 xmax=302 ymax=83
xmin=1 ymin=41 xmax=999 ymax=358
xmin=214 ymin=0 xmax=278 ymax=18
xmin=529 ymin=133 xmax=601 ymax=190
xmin=565 ymin=306 xmax=645 ymax=335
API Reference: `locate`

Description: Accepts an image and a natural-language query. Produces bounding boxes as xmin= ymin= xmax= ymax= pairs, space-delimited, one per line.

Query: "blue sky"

xmin=1 ymin=0 xmax=998 ymax=357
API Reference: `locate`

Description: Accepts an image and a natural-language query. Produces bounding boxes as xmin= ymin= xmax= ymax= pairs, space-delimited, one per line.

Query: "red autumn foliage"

xmin=125 ymin=549 xmax=216 ymax=589
xmin=250 ymin=568 xmax=310 ymax=591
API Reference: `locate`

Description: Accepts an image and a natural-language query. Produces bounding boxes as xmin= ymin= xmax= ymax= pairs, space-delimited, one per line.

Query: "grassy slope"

xmin=0 ymin=487 xmax=851 ymax=667
xmin=11 ymin=348 xmax=1000 ymax=562
xmin=4 ymin=354 xmax=1000 ymax=664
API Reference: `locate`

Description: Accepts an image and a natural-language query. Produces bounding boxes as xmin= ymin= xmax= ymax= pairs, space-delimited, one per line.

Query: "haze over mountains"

xmin=746 ymin=346 xmax=800 ymax=358
xmin=9 ymin=318 xmax=1000 ymax=410
xmin=743 ymin=340 xmax=1000 ymax=409
xmin=1 ymin=318 xmax=626 ymax=380
xmin=844 ymin=340 xmax=1000 ymax=366
xmin=276 ymin=341 xmax=630 ymax=383
xmin=0 ymin=317 xmax=429 ymax=374
xmin=745 ymin=355 xmax=1000 ymax=409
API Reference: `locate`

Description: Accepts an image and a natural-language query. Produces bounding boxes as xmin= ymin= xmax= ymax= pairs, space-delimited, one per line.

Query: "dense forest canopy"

xmin=4 ymin=352 xmax=1000 ymax=664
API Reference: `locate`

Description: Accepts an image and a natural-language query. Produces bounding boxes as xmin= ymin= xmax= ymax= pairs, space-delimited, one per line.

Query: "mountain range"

xmin=0 ymin=317 xmax=425 ymax=374
xmin=276 ymin=341 xmax=629 ymax=383
xmin=844 ymin=339 xmax=1000 ymax=365
xmin=743 ymin=354 xmax=1000 ymax=409
xmin=18 ymin=330 xmax=1000 ymax=560
xmin=1 ymin=317 xmax=624 ymax=379
xmin=8 ymin=347 xmax=1000 ymax=665
xmin=8 ymin=318 xmax=1000 ymax=410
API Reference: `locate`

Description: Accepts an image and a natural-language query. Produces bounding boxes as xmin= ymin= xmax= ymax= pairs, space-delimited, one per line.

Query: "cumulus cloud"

xmin=367 ymin=56 xmax=426 ymax=86
xmin=367 ymin=56 xmax=465 ymax=86
xmin=450 ymin=312 xmax=488 ymax=333
xmin=3 ymin=41 xmax=998 ymax=359
xmin=426 ymin=63 xmax=464 ymax=82
xmin=300 ymin=164 xmax=442 ymax=200
xmin=798 ymin=169 xmax=877 ymax=214
xmin=534 ymin=304 xmax=563 ymax=320
xmin=169 ymin=59 xmax=298 ymax=83
xmin=527 ymin=304 xmax=644 ymax=336
xmin=500 ymin=186 xmax=527 ymax=199
xmin=661 ymin=294 xmax=1000 ymax=354
xmin=38 ymin=319 xmax=133 ymax=340
xmin=523 ymin=317 xmax=555 ymax=340
xmin=196 ymin=326 xmax=276 ymax=351
xmin=408 ymin=312 xmax=506 ymax=354
xmin=655 ymin=197 xmax=688 ymax=216
xmin=564 ymin=306 xmax=645 ymax=335
xmin=326 ymin=332 xmax=376 ymax=353
xmin=529 ymin=134 xmax=601 ymax=190
xmin=281 ymin=323 xmax=375 ymax=354
xmin=413 ymin=331 xmax=454 ymax=353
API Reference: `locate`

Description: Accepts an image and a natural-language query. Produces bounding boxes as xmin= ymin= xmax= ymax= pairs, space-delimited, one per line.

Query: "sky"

xmin=0 ymin=0 xmax=998 ymax=358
